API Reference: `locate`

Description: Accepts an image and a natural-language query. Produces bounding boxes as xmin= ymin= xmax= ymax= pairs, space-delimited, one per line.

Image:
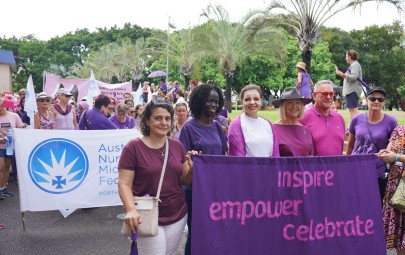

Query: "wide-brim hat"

xmin=367 ymin=87 xmax=386 ymax=97
xmin=296 ymin=62 xmax=307 ymax=72
xmin=57 ymin=88 xmax=73 ymax=96
xmin=36 ymin=92 xmax=52 ymax=101
xmin=272 ymin=87 xmax=312 ymax=108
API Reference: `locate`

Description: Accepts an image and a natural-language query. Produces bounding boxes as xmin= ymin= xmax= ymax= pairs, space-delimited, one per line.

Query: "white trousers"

xmin=137 ymin=214 xmax=187 ymax=255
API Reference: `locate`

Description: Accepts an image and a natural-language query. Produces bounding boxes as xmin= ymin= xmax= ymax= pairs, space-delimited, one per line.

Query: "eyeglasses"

xmin=63 ymin=95 xmax=72 ymax=98
xmin=129 ymin=111 xmax=135 ymax=113
xmin=313 ymin=92 xmax=335 ymax=97
xmin=37 ymin=98 xmax=50 ymax=103
xmin=368 ymin=97 xmax=385 ymax=103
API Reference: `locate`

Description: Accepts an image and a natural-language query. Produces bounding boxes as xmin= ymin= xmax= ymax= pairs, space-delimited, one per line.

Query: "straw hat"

xmin=272 ymin=87 xmax=312 ymax=108
xmin=36 ymin=92 xmax=52 ymax=101
xmin=296 ymin=62 xmax=307 ymax=72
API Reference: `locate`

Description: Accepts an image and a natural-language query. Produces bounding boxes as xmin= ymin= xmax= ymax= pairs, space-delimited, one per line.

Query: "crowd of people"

xmin=2 ymin=50 xmax=405 ymax=254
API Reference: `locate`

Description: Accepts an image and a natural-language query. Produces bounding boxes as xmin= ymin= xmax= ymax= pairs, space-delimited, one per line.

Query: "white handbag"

xmin=121 ymin=137 xmax=169 ymax=237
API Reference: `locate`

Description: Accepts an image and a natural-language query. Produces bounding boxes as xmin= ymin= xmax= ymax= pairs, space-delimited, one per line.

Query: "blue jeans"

xmin=184 ymin=187 xmax=192 ymax=255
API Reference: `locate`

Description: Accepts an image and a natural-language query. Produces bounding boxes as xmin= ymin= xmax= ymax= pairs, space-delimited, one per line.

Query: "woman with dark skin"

xmin=179 ymin=83 xmax=228 ymax=255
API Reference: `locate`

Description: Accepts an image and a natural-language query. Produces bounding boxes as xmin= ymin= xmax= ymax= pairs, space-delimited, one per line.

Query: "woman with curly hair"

xmin=118 ymin=102 xmax=193 ymax=254
xmin=179 ymin=83 xmax=228 ymax=255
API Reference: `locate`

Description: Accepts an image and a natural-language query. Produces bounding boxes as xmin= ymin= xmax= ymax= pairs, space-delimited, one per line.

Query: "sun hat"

xmin=366 ymin=87 xmax=386 ymax=97
xmin=36 ymin=92 xmax=52 ymax=101
xmin=272 ymin=87 xmax=312 ymax=108
xmin=296 ymin=62 xmax=307 ymax=72
xmin=18 ymin=88 xmax=26 ymax=94
xmin=57 ymin=88 xmax=73 ymax=96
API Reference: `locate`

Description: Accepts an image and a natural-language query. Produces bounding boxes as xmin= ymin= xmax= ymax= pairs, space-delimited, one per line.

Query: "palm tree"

xmin=258 ymin=0 xmax=405 ymax=74
xmin=199 ymin=4 xmax=286 ymax=111
xmin=149 ymin=28 xmax=200 ymax=90
xmin=121 ymin=38 xmax=152 ymax=90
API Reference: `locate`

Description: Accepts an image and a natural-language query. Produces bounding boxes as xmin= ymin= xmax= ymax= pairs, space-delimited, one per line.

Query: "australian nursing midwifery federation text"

xmin=98 ymin=144 xmax=125 ymax=186
xmin=208 ymin=169 xmax=376 ymax=241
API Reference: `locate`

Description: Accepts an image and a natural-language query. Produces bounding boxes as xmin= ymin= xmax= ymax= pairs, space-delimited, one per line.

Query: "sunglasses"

xmin=313 ymin=92 xmax=335 ymax=97
xmin=129 ymin=111 xmax=136 ymax=113
xmin=368 ymin=97 xmax=385 ymax=103
xmin=37 ymin=98 xmax=50 ymax=102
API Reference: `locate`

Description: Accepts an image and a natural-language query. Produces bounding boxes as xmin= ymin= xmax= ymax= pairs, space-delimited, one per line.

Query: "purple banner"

xmin=192 ymin=155 xmax=385 ymax=255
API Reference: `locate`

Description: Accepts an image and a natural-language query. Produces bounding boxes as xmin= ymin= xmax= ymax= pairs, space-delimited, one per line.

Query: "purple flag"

xmin=192 ymin=155 xmax=385 ymax=255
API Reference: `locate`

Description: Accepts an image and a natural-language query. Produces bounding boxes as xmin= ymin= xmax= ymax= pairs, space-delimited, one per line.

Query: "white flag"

xmin=133 ymin=82 xmax=143 ymax=106
xmin=24 ymin=75 xmax=38 ymax=129
xmin=86 ymin=70 xmax=101 ymax=109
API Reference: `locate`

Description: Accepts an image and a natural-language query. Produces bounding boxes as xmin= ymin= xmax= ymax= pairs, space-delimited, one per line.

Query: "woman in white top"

xmin=50 ymin=88 xmax=77 ymax=130
xmin=228 ymin=84 xmax=279 ymax=157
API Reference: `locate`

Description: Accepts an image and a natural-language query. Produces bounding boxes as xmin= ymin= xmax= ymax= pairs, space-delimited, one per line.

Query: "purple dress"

xmin=274 ymin=124 xmax=315 ymax=156
xmin=297 ymin=72 xmax=312 ymax=98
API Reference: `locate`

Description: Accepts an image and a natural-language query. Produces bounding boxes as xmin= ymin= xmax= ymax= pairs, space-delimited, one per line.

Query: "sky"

xmin=0 ymin=0 xmax=403 ymax=40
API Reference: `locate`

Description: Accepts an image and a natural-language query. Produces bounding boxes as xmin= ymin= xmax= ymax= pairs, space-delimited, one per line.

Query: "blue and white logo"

xmin=28 ymin=138 xmax=89 ymax=194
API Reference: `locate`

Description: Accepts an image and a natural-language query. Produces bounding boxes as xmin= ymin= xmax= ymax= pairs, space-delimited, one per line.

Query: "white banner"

xmin=14 ymin=129 xmax=140 ymax=212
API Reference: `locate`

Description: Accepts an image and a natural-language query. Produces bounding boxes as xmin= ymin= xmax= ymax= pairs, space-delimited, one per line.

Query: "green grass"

xmin=229 ymin=109 xmax=405 ymax=125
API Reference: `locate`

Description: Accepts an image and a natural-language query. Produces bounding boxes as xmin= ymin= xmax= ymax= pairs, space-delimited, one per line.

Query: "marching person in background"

xmin=336 ymin=49 xmax=363 ymax=128
xmin=133 ymin=104 xmax=144 ymax=129
xmin=173 ymin=102 xmax=189 ymax=140
xmin=142 ymin=81 xmax=150 ymax=104
xmin=179 ymin=83 xmax=228 ymax=255
xmin=346 ymin=87 xmax=397 ymax=202
xmin=300 ymin=80 xmax=345 ymax=155
xmin=79 ymin=94 xmax=116 ymax=130
xmin=50 ymin=88 xmax=77 ymax=130
xmin=228 ymin=84 xmax=279 ymax=157
xmin=376 ymin=125 xmax=405 ymax=255
xmin=76 ymin=101 xmax=89 ymax=123
xmin=108 ymin=103 xmax=136 ymax=129
xmin=118 ymin=102 xmax=193 ymax=255
xmin=273 ymin=87 xmax=315 ymax=156
xmin=15 ymin=96 xmax=30 ymax=126
xmin=34 ymin=92 xmax=55 ymax=130
xmin=0 ymin=97 xmax=25 ymax=200
xmin=295 ymin=62 xmax=313 ymax=100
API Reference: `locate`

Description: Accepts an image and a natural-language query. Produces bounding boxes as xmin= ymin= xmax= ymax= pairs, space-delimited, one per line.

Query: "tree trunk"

xmin=225 ymin=75 xmax=233 ymax=113
xmin=302 ymin=48 xmax=312 ymax=75
xmin=132 ymin=79 xmax=139 ymax=91
xmin=184 ymin=75 xmax=190 ymax=91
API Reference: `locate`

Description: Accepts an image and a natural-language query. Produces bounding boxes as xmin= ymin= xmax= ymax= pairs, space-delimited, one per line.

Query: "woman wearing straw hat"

xmin=295 ymin=62 xmax=314 ymax=99
xmin=34 ymin=92 xmax=55 ymax=129
xmin=273 ymin=87 xmax=315 ymax=156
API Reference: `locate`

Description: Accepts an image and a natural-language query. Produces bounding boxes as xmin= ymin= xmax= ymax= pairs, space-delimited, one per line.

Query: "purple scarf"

xmin=54 ymin=104 xmax=72 ymax=116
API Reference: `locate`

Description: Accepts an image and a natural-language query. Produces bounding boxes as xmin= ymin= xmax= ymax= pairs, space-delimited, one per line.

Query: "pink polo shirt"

xmin=299 ymin=106 xmax=345 ymax=156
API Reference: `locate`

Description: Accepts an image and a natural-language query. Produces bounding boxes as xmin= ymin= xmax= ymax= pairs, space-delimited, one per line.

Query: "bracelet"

xmin=394 ymin=154 xmax=400 ymax=164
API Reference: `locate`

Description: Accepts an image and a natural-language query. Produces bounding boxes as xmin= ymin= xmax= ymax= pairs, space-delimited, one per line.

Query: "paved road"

xmin=0 ymin=175 xmax=186 ymax=255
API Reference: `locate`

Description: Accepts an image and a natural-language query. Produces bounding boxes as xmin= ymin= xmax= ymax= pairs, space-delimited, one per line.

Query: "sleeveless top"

xmin=39 ymin=111 xmax=56 ymax=130
xmin=55 ymin=110 xmax=75 ymax=130
xmin=297 ymin=72 xmax=312 ymax=98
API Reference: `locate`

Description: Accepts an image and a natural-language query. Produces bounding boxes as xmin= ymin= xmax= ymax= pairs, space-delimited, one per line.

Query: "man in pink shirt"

xmin=300 ymin=80 xmax=345 ymax=156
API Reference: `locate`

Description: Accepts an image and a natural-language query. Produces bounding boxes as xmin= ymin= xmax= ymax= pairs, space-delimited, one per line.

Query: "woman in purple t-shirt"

xmin=118 ymin=102 xmax=193 ymax=255
xmin=108 ymin=103 xmax=136 ymax=129
xmin=179 ymin=84 xmax=228 ymax=255
xmin=346 ymin=87 xmax=397 ymax=203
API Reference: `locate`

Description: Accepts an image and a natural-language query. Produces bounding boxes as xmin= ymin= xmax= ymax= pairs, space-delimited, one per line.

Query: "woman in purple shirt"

xmin=346 ymin=87 xmax=397 ymax=202
xmin=79 ymin=94 xmax=117 ymax=130
xmin=295 ymin=62 xmax=313 ymax=99
xmin=108 ymin=103 xmax=136 ymax=129
xmin=273 ymin=87 xmax=314 ymax=156
xmin=179 ymin=83 xmax=228 ymax=255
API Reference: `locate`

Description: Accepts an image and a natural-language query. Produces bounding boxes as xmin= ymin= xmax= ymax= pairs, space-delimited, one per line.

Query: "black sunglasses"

xmin=368 ymin=97 xmax=385 ymax=103
xmin=37 ymin=98 xmax=50 ymax=103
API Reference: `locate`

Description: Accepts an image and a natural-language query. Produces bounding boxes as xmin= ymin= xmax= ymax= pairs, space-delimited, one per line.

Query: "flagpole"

xmin=166 ymin=16 xmax=170 ymax=83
